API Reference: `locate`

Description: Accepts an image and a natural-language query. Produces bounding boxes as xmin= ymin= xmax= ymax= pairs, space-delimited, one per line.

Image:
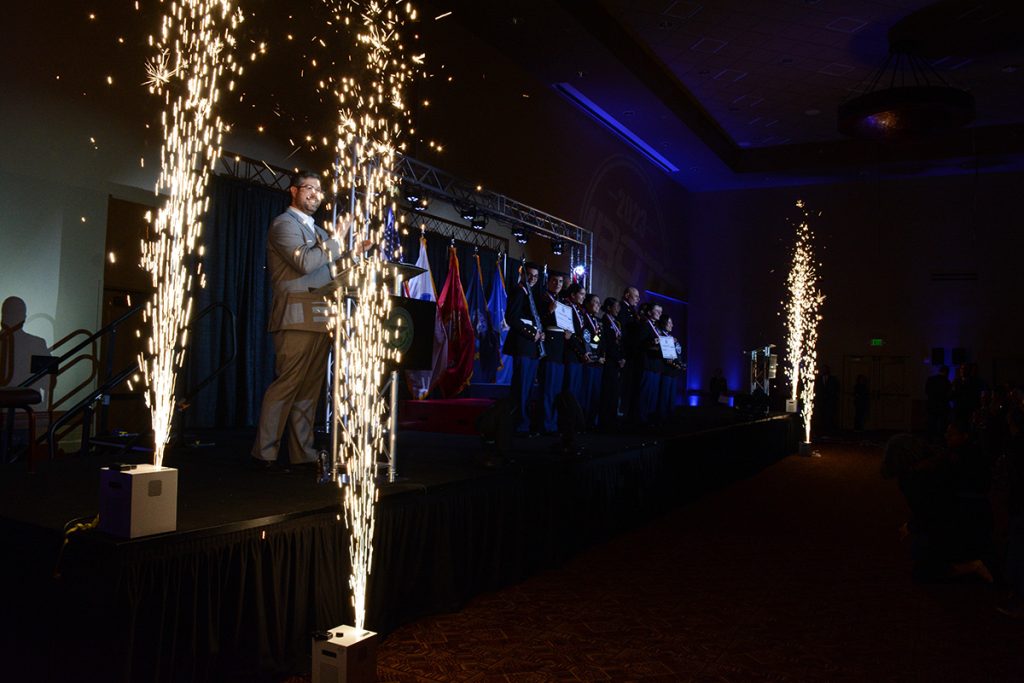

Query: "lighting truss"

xmin=395 ymin=155 xmax=594 ymax=288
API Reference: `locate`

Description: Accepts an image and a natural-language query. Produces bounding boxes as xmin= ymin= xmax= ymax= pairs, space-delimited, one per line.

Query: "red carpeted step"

xmin=398 ymin=398 xmax=495 ymax=435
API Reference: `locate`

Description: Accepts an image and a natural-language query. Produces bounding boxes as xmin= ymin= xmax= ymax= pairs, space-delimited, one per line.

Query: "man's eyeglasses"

xmin=296 ymin=184 xmax=324 ymax=196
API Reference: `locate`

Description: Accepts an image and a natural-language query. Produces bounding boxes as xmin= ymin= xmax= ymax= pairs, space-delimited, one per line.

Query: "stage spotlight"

xmin=460 ymin=204 xmax=477 ymax=221
xmin=550 ymin=238 xmax=564 ymax=256
xmin=404 ymin=186 xmax=421 ymax=203
xmin=471 ymin=214 xmax=488 ymax=230
xmin=413 ymin=197 xmax=428 ymax=212
xmin=512 ymin=227 xmax=529 ymax=244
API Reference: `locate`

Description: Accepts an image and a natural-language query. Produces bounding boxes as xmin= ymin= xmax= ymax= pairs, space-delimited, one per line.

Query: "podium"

xmin=312 ymin=260 xmax=426 ymax=297
xmin=304 ymin=262 xmax=435 ymax=482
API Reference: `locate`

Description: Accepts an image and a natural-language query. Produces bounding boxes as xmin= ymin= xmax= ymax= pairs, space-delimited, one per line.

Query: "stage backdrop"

xmin=184 ymin=175 xmax=516 ymax=429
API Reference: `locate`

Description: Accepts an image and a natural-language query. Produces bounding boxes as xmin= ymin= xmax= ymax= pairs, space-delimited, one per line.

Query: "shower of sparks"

xmin=323 ymin=0 xmax=419 ymax=632
xmin=782 ymin=199 xmax=825 ymax=443
xmin=139 ymin=0 xmax=244 ymax=467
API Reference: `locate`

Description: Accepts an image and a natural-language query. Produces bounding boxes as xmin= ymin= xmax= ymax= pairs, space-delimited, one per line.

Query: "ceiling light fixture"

xmin=838 ymin=43 xmax=974 ymax=139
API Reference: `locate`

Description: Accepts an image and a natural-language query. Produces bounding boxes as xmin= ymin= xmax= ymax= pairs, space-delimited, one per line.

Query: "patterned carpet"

xmin=320 ymin=441 xmax=1024 ymax=681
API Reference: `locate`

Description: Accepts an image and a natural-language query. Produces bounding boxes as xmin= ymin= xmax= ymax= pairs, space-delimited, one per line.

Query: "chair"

xmin=0 ymin=387 xmax=43 ymax=470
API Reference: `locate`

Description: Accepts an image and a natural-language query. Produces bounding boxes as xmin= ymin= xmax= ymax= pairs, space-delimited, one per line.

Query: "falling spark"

xmin=783 ymin=199 xmax=824 ymax=443
xmin=323 ymin=0 xmax=419 ymax=633
xmin=139 ymin=0 xmax=243 ymax=467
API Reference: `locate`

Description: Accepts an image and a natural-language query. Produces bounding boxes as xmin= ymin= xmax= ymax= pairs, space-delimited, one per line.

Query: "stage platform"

xmin=0 ymin=408 xmax=796 ymax=682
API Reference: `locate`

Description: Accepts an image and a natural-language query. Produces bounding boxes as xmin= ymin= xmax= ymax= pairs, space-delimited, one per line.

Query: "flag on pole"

xmin=381 ymin=206 xmax=402 ymax=262
xmin=403 ymin=236 xmax=447 ymax=399
xmin=488 ymin=258 xmax=512 ymax=385
xmin=467 ymin=254 xmax=497 ymax=383
xmin=403 ymin=235 xmax=435 ymax=302
xmin=436 ymin=246 xmax=475 ymax=398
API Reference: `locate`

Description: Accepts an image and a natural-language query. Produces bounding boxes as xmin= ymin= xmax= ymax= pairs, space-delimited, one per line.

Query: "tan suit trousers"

xmin=252 ymin=330 xmax=330 ymax=463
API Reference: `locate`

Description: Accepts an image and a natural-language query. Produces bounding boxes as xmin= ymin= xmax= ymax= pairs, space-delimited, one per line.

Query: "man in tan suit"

xmin=252 ymin=170 xmax=341 ymax=468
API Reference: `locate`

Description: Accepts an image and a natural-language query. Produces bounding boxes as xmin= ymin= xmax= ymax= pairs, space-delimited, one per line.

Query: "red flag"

xmin=436 ymin=246 xmax=475 ymax=397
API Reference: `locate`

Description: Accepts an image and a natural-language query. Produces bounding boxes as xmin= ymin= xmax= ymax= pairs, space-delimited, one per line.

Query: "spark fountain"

xmin=782 ymin=200 xmax=825 ymax=447
xmin=139 ymin=0 xmax=243 ymax=467
xmin=323 ymin=0 xmax=419 ymax=637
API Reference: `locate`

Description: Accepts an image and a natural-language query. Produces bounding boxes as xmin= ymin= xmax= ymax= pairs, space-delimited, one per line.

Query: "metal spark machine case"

xmin=98 ymin=464 xmax=178 ymax=538
xmin=312 ymin=624 xmax=378 ymax=683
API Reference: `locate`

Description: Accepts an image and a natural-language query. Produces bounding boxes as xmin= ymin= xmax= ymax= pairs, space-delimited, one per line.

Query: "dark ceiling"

xmin=435 ymin=0 xmax=1024 ymax=189
xmin=9 ymin=1 xmax=1024 ymax=192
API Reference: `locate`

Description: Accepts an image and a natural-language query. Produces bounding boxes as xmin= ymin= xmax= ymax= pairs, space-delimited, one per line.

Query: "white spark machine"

xmin=98 ymin=464 xmax=178 ymax=538
xmin=312 ymin=625 xmax=378 ymax=683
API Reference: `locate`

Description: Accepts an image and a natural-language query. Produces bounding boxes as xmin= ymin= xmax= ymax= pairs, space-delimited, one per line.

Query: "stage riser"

xmin=2 ymin=418 xmax=794 ymax=681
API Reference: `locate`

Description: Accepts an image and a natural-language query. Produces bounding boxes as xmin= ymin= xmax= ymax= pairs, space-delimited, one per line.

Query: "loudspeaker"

xmin=952 ymin=347 xmax=968 ymax=365
xmin=930 ymin=347 xmax=944 ymax=366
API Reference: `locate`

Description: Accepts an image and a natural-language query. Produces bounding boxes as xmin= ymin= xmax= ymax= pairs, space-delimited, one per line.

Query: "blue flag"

xmin=466 ymin=254 xmax=497 ymax=383
xmin=487 ymin=259 xmax=512 ymax=385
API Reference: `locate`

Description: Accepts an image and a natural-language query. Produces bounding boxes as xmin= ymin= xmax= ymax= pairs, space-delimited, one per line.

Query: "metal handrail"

xmin=43 ymin=300 xmax=237 ymax=458
xmin=16 ymin=304 xmax=144 ymax=392
xmin=47 ymin=361 xmax=139 ymax=460
xmin=177 ymin=301 xmax=237 ymax=411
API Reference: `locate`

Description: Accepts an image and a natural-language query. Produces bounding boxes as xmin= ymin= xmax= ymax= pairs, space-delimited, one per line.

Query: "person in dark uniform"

xmin=561 ymin=282 xmax=590 ymax=415
xmin=631 ymin=303 xmax=663 ymax=426
xmin=503 ymin=262 xmax=545 ymax=436
xmin=598 ymin=297 xmax=625 ymax=430
xmin=536 ymin=271 xmax=568 ymax=434
xmin=618 ymin=286 xmax=641 ymax=419
xmin=656 ymin=315 xmax=684 ymax=422
xmin=580 ymin=292 xmax=605 ymax=429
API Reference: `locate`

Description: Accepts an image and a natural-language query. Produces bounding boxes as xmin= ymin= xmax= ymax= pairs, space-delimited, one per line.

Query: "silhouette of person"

xmin=814 ymin=364 xmax=841 ymax=435
xmin=708 ymin=368 xmax=728 ymax=402
xmin=853 ymin=374 xmax=869 ymax=431
xmin=925 ymin=365 xmax=951 ymax=441
xmin=1 ymin=296 xmax=52 ymax=397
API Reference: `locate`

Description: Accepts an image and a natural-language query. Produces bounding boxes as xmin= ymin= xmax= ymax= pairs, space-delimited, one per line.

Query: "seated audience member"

xmin=1000 ymin=408 xmax=1024 ymax=617
xmin=882 ymin=430 xmax=993 ymax=584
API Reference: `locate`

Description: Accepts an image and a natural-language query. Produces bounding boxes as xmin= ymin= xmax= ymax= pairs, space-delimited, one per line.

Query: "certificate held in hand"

xmin=553 ymin=302 xmax=575 ymax=332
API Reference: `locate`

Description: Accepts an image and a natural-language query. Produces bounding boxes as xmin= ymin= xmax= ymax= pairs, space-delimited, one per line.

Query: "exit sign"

xmin=870 ymin=338 xmax=885 ymax=347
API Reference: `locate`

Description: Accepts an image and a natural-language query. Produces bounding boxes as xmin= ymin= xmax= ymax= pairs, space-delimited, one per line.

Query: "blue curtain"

xmin=184 ymin=175 xmax=288 ymax=428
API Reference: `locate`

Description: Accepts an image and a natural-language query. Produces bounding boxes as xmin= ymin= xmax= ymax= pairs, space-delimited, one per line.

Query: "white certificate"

xmin=659 ymin=336 xmax=678 ymax=359
xmin=553 ymin=302 xmax=575 ymax=332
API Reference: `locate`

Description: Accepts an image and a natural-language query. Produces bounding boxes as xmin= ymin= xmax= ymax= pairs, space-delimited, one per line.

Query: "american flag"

xmin=382 ymin=207 xmax=402 ymax=262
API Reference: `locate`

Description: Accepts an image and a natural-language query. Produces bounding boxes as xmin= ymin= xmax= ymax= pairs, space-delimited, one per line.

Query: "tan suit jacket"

xmin=266 ymin=208 xmax=342 ymax=332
